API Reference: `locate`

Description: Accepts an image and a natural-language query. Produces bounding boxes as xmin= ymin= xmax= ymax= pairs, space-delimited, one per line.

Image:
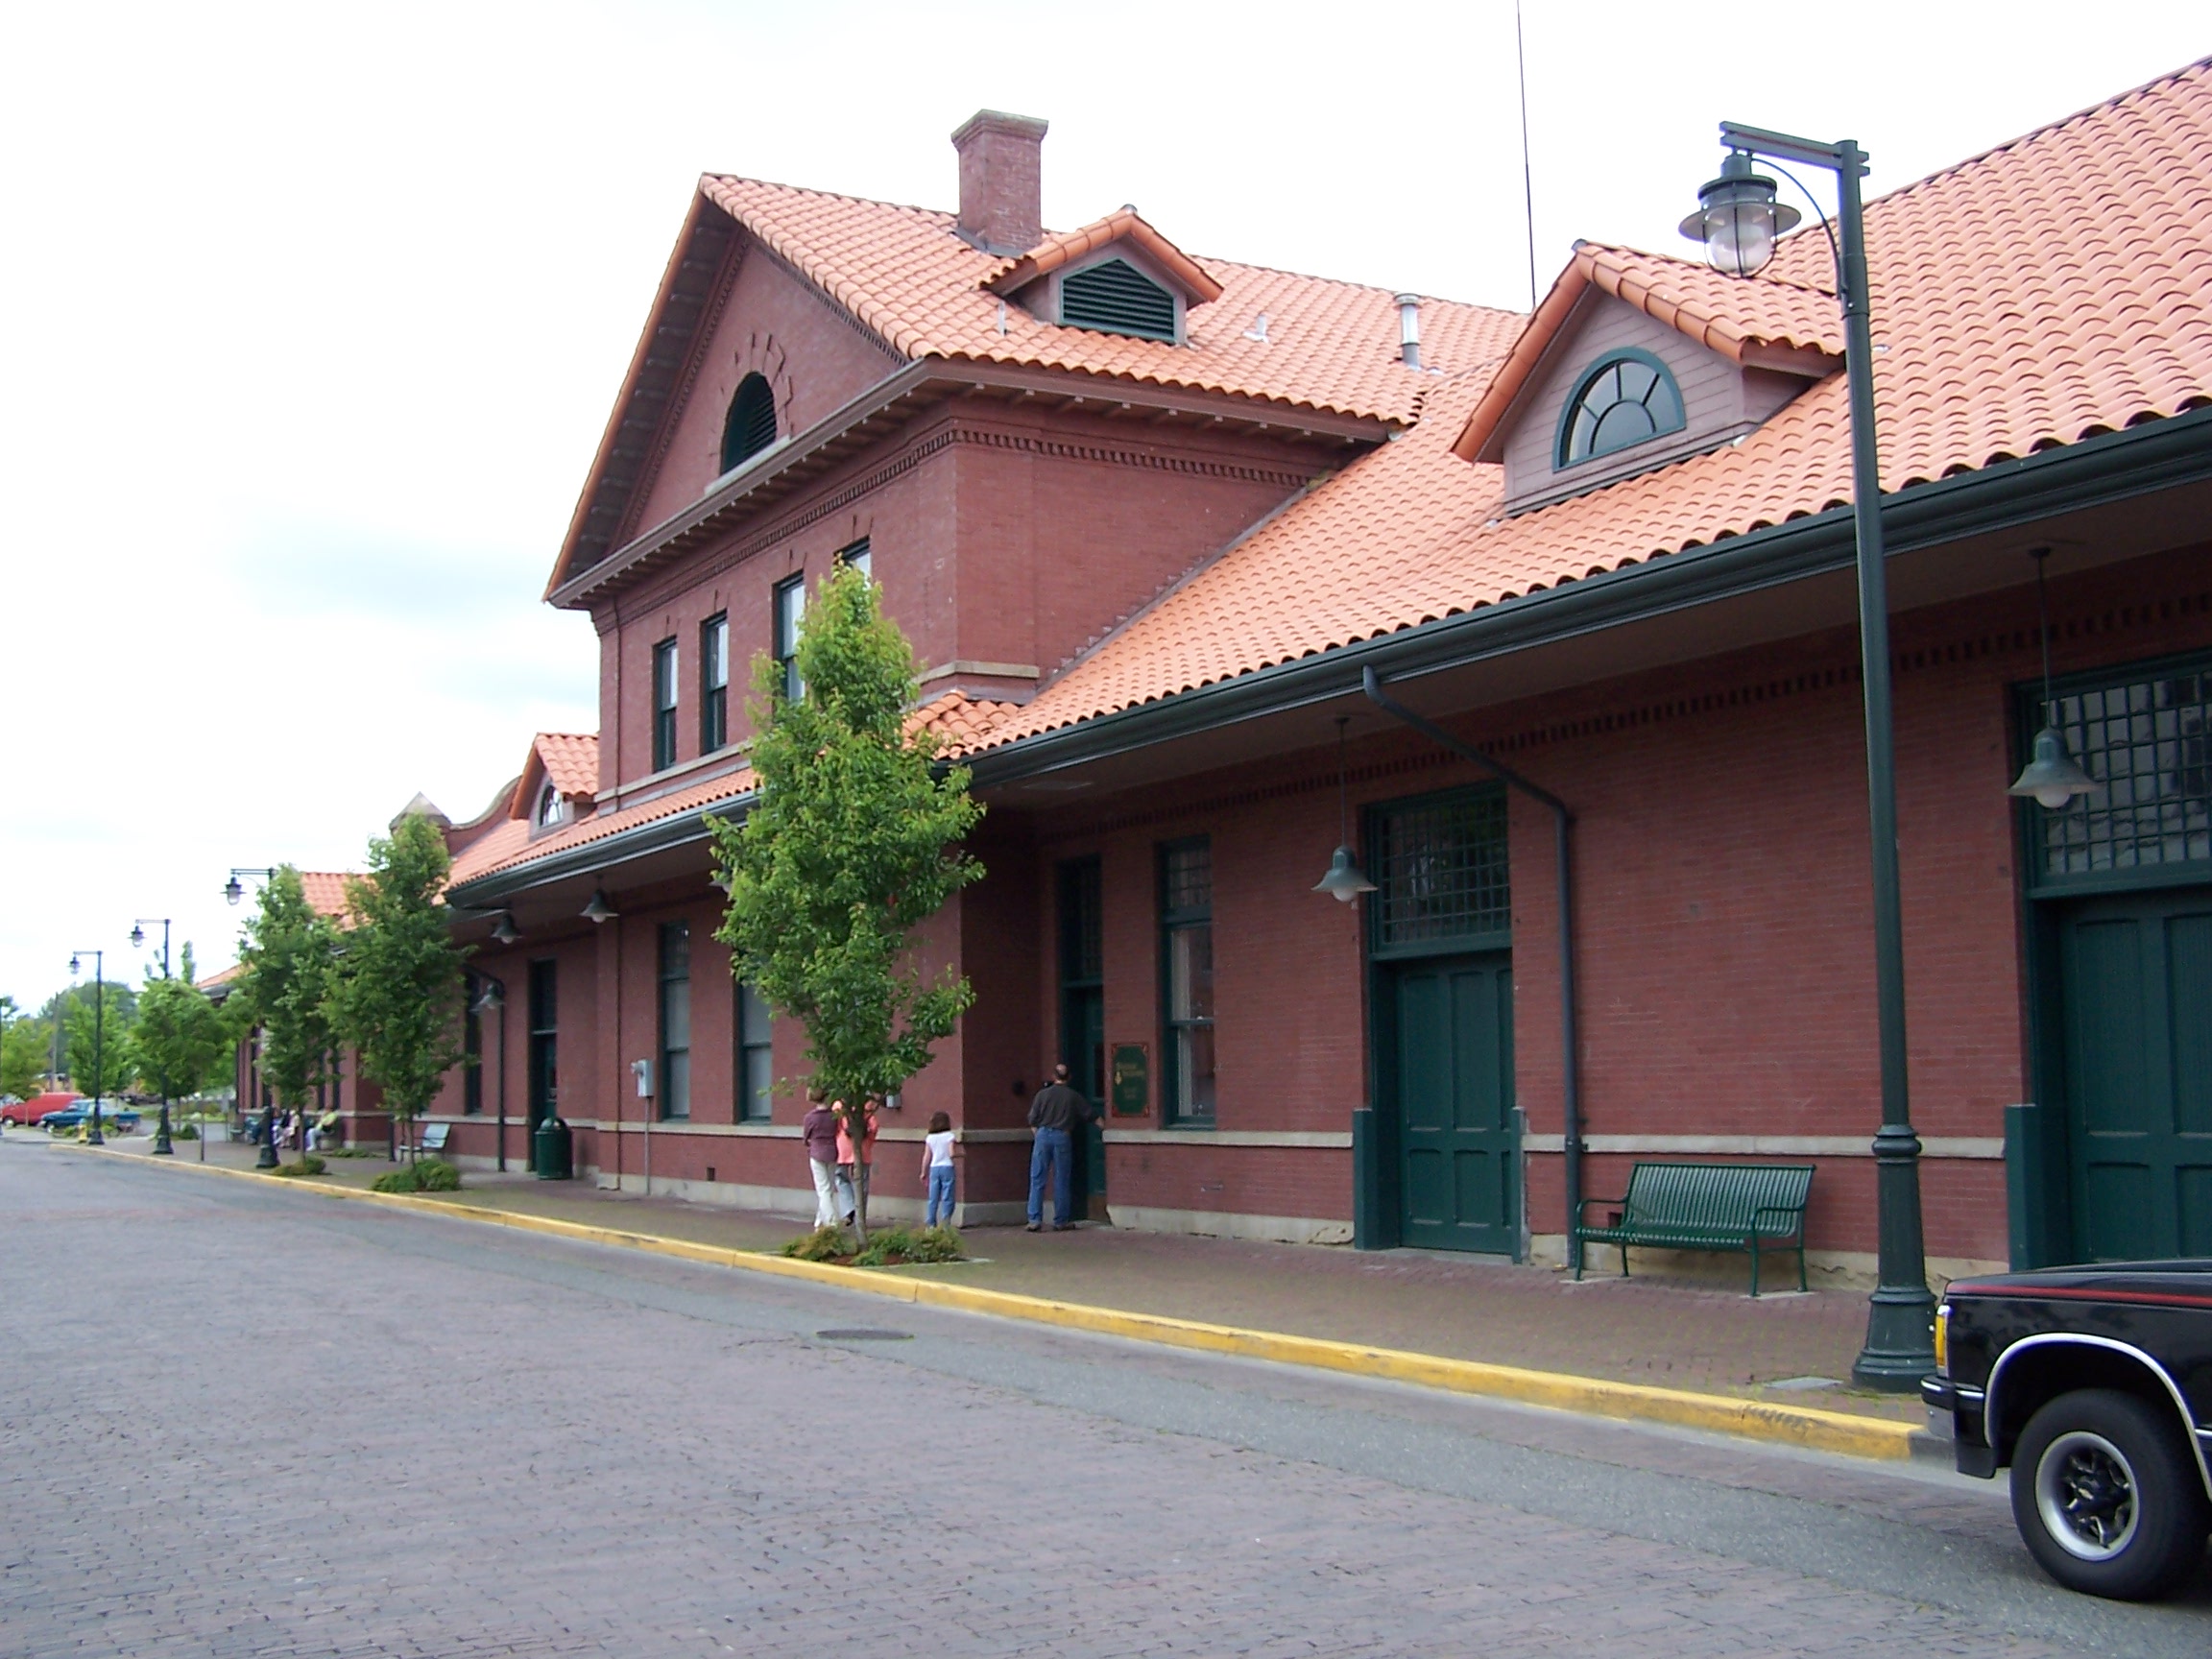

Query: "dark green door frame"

xmin=2013 ymin=647 xmax=2212 ymax=1266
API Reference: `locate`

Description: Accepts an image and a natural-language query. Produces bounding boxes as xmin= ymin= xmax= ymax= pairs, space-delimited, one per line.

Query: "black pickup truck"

xmin=1922 ymin=1261 xmax=2212 ymax=1599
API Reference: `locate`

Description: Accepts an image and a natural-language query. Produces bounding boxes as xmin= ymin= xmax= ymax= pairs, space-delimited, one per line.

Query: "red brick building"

xmin=398 ymin=71 xmax=2211 ymax=1283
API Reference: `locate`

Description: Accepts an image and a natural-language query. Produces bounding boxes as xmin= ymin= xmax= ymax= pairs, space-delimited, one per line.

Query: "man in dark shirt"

xmin=1026 ymin=1063 xmax=1093 ymax=1232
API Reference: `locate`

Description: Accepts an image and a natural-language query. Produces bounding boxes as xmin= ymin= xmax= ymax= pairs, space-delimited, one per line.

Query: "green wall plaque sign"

xmin=1110 ymin=1044 xmax=1149 ymax=1117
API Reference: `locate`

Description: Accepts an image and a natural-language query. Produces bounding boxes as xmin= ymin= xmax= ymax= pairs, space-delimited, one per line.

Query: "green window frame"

xmin=2020 ymin=647 xmax=2212 ymax=897
xmin=1159 ymin=837 xmax=1215 ymax=1126
xmin=1061 ymin=257 xmax=1177 ymax=342
xmin=735 ymin=981 xmax=773 ymax=1122
xmin=1554 ymin=348 xmax=1686 ymax=469
xmin=700 ymin=613 xmax=729 ymax=754
xmin=651 ymin=637 xmax=679 ymax=772
xmin=773 ymin=575 xmax=805 ymax=703
xmin=658 ymin=922 xmax=691 ymax=1120
xmin=1368 ymin=787 xmax=1511 ymax=957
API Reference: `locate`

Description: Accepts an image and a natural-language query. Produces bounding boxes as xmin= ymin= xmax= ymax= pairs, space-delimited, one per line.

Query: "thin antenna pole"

xmin=2034 ymin=547 xmax=2056 ymax=718
xmin=1515 ymin=0 xmax=1538 ymax=310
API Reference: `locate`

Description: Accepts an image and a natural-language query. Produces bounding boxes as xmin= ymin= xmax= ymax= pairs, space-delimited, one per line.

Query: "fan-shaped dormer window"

xmin=719 ymin=373 xmax=779 ymax=473
xmin=1061 ymin=258 xmax=1177 ymax=342
xmin=1556 ymin=349 xmax=1685 ymax=469
xmin=535 ymin=781 xmax=565 ymax=829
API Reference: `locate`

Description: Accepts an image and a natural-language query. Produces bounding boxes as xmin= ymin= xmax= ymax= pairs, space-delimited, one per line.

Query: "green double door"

xmin=2058 ymin=887 xmax=2212 ymax=1260
xmin=1388 ymin=952 xmax=1517 ymax=1253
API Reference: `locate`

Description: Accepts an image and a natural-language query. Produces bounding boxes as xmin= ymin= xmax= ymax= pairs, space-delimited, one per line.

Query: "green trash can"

xmin=533 ymin=1112 xmax=573 ymax=1181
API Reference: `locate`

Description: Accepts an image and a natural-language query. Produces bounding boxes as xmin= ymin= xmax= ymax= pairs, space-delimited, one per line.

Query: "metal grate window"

xmin=1375 ymin=794 xmax=1509 ymax=948
xmin=1061 ymin=258 xmax=1176 ymax=341
xmin=2035 ymin=662 xmax=2212 ymax=878
xmin=1163 ymin=840 xmax=1212 ymax=917
xmin=720 ymin=373 xmax=778 ymax=473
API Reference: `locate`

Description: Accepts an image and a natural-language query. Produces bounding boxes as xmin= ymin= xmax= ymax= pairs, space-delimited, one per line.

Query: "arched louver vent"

xmin=720 ymin=373 xmax=779 ymax=473
xmin=1060 ymin=258 xmax=1176 ymax=342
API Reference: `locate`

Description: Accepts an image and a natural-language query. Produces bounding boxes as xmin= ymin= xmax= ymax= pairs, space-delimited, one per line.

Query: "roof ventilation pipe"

xmin=1395 ymin=293 xmax=1422 ymax=369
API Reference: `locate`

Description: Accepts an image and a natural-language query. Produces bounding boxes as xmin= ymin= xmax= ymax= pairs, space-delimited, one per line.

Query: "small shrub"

xmin=175 ymin=1122 xmax=199 ymax=1141
xmin=372 ymin=1158 xmax=461 ymax=1194
xmin=853 ymin=1224 xmax=967 ymax=1266
xmin=325 ymin=1147 xmax=381 ymax=1159
xmin=782 ymin=1225 xmax=854 ymax=1262
xmin=269 ymin=1155 xmax=328 ymax=1179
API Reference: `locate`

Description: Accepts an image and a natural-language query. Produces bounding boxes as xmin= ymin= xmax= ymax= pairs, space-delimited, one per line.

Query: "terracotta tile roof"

xmin=299 ymin=872 xmax=357 ymax=921
xmin=1456 ymin=243 xmax=1843 ymax=462
xmin=908 ymin=689 xmax=1020 ymax=750
xmin=445 ymin=694 xmax=1018 ymax=888
xmin=449 ymin=767 xmax=757 ymax=887
xmin=966 ymin=59 xmax=2212 ymax=753
xmin=985 ymin=207 xmax=1225 ymax=303
xmin=506 ymin=732 xmax=600 ymax=819
xmin=696 ymin=175 xmax=1525 ymax=423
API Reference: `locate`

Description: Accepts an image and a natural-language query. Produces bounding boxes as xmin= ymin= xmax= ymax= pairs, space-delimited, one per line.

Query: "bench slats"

xmin=1573 ymin=1161 xmax=1814 ymax=1295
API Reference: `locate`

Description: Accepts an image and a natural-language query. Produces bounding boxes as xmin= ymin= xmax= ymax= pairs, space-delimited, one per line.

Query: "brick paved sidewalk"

xmin=76 ymin=1130 xmax=1917 ymax=1420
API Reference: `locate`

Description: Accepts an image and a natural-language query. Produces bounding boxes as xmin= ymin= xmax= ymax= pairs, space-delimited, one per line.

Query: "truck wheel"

xmin=2009 ymin=1388 xmax=2209 ymax=1600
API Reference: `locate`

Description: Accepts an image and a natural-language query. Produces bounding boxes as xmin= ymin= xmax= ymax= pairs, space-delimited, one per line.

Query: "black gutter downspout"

xmin=1363 ymin=665 xmax=1582 ymax=1267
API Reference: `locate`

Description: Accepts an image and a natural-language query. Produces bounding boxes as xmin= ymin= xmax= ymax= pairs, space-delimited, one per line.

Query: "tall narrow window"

xmin=840 ymin=538 xmax=871 ymax=584
xmin=1160 ymin=838 xmax=1215 ymax=1126
xmin=700 ymin=613 xmax=729 ymax=754
xmin=526 ymin=960 xmax=557 ymax=1168
xmin=773 ymin=575 xmax=805 ymax=703
xmin=1058 ymin=857 xmax=1105 ymax=1111
xmin=736 ymin=981 xmax=773 ymax=1122
xmin=659 ymin=922 xmax=691 ymax=1120
xmin=652 ymin=637 xmax=679 ymax=771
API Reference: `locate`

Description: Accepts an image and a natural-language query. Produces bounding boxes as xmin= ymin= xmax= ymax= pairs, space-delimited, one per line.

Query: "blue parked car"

xmin=39 ymin=1101 xmax=141 ymax=1134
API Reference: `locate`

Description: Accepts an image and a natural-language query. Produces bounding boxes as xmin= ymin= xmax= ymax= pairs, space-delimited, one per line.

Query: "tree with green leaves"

xmin=236 ymin=866 xmax=342 ymax=1163
xmin=135 ymin=945 xmax=232 ymax=1149
xmin=1 ymin=998 xmax=48 ymax=1100
xmin=66 ymin=985 xmax=136 ymax=1102
xmin=709 ymin=562 xmax=984 ymax=1242
xmin=333 ymin=811 xmax=469 ymax=1154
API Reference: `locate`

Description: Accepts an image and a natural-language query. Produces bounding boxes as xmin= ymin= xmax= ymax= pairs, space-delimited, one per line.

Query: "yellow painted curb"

xmin=65 ymin=1144 xmax=1919 ymax=1462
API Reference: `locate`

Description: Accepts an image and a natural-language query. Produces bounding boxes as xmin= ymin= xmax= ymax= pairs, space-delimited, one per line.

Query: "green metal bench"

xmin=1573 ymin=1162 xmax=1815 ymax=1296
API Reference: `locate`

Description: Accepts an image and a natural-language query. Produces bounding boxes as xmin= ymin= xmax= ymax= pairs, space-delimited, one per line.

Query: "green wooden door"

xmin=1390 ymin=952 xmax=1516 ymax=1253
xmin=2059 ymin=887 xmax=2212 ymax=1260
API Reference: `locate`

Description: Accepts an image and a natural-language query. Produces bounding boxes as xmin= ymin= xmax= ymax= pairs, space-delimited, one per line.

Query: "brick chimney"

xmin=951 ymin=109 xmax=1047 ymax=255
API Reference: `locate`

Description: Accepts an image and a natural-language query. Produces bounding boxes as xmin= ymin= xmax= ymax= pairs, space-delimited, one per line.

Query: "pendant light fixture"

xmin=582 ymin=889 xmax=618 ymax=925
xmin=2008 ymin=547 xmax=2097 ymax=811
xmin=1312 ymin=717 xmax=1378 ymax=902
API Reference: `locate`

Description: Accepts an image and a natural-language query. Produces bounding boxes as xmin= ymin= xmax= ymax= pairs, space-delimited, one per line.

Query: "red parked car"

xmin=2 ymin=1092 xmax=77 ymax=1127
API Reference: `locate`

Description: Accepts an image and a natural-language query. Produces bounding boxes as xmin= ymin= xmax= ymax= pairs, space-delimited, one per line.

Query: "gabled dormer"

xmin=986 ymin=206 xmax=1225 ymax=347
xmin=510 ymin=732 xmax=601 ymax=839
xmin=1454 ymin=242 xmax=1841 ymax=515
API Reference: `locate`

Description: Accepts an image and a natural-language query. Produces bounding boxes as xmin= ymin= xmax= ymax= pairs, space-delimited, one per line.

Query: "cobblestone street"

xmin=4 ymin=1145 xmax=2205 ymax=1656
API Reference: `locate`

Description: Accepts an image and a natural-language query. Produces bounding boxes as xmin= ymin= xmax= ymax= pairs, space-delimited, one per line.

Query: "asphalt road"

xmin=4 ymin=1144 xmax=2206 ymax=1657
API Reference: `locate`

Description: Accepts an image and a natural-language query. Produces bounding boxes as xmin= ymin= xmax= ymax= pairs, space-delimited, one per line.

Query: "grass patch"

xmin=781 ymin=1224 xmax=966 ymax=1267
xmin=371 ymin=1158 xmax=462 ymax=1194
xmin=268 ymin=1155 xmax=328 ymax=1179
xmin=324 ymin=1147 xmax=383 ymax=1159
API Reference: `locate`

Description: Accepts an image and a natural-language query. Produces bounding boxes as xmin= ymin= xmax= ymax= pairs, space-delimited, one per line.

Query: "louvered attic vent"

xmin=1060 ymin=258 xmax=1177 ymax=341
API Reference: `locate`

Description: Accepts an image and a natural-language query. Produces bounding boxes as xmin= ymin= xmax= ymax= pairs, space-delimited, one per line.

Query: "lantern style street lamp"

xmin=1686 ymin=123 xmax=1936 ymax=1390
xmin=66 ymin=949 xmax=108 ymax=1146
xmin=223 ymin=867 xmax=281 ymax=1166
xmin=132 ymin=917 xmax=177 ymax=1155
xmin=1313 ymin=718 xmax=1379 ymax=902
xmin=2008 ymin=548 xmax=2098 ymax=810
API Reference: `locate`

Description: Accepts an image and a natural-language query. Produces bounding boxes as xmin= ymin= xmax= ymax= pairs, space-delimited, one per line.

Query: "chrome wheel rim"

xmin=2035 ymin=1430 xmax=2140 ymax=1561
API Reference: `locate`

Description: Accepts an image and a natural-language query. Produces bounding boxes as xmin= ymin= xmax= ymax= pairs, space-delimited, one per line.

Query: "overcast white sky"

xmin=1 ymin=0 xmax=2204 ymax=1011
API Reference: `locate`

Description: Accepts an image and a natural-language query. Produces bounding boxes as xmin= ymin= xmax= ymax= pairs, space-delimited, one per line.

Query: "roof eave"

xmin=973 ymin=407 xmax=2212 ymax=784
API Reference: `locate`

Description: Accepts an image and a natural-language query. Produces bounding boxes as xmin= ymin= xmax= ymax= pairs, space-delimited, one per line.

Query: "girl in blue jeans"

xmin=922 ymin=1112 xmax=957 ymax=1226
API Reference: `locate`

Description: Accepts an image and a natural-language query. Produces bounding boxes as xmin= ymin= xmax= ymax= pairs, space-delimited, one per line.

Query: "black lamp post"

xmin=66 ymin=949 xmax=107 ymax=1146
xmin=1685 ymin=123 xmax=1936 ymax=1389
xmin=132 ymin=917 xmax=176 ymax=1155
xmin=225 ymin=868 xmax=280 ymax=1167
